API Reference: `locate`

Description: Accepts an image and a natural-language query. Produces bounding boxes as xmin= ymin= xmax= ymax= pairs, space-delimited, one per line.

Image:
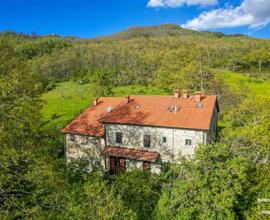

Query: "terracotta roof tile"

xmin=100 ymin=95 xmax=218 ymax=130
xmin=61 ymin=97 xmax=124 ymax=137
xmin=62 ymin=94 xmax=218 ymax=137
xmin=101 ymin=146 xmax=159 ymax=163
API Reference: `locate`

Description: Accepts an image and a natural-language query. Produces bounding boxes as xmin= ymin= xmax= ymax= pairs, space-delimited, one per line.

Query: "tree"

xmin=0 ymin=39 xmax=65 ymax=219
xmin=180 ymin=61 xmax=214 ymax=92
xmin=245 ymin=47 xmax=270 ymax=77
xmin=65 ymin=173 xmax=135 ymax=219
xmin=92 ymin=69 xmax=116 ymax=97
xmin=223 ymin=97 xmax=270 ymax=219
xmin=155 ymin=143 xmax=249 ymax=220
xmin=114 ymin=170 xmax=161 ymax=220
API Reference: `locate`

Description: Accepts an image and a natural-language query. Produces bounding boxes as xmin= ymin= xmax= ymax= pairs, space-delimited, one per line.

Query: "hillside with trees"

xmin=0 ymin=25 xmax=270 ymax=219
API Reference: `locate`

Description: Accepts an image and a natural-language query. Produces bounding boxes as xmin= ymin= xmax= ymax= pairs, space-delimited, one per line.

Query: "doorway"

xmin=109 ymin=156 xmax=126 ymax=175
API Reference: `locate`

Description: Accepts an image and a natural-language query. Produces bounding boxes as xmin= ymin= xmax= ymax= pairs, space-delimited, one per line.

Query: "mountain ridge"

xmin=93 ymin=24 xmax=251 ymax=41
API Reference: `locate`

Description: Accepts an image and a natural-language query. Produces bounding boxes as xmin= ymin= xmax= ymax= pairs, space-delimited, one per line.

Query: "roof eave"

xmin=101 ymin=121 xmax=210 ymax=131
xmin=61 ymin=130 xmax=104 ymax=138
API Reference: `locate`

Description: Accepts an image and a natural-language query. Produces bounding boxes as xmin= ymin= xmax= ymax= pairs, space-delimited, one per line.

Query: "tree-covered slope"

xmin=1 ymin=24 xmax=270 ymax=90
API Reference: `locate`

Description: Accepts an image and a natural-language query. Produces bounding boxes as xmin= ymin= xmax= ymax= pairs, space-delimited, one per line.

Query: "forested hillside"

xmin=1 ymin=25 xmax=270 ymax=219
xmin=2 ymin=24 xmax=270 ymax=91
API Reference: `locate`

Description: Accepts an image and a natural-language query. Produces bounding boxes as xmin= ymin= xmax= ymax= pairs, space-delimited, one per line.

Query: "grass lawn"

xmin=220 ymin=71 xmax=270 ymax=97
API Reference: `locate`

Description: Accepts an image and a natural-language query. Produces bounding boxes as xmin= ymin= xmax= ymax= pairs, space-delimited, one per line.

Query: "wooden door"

xmin=109 ymin=157 xmax=126 ymax=175
xmin=109 ymin=156 xmax=115 ymax=175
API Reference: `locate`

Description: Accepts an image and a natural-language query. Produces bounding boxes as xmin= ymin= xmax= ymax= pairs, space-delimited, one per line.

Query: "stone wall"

xmin=65 ymin=133 xmax=105 ymax=170
xmin=105 ymin=123 xmax=206 ymax=163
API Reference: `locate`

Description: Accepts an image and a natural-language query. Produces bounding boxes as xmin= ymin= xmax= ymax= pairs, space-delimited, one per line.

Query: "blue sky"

xmin=0 ymin=0 xmax=269 ymax=39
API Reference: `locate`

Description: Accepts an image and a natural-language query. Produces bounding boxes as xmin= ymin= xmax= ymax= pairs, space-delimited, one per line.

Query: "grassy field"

xmin=41 ymin=82 xmax=95 ymax=130
xmin=41 ymin=72 xmax=270 ymax=130
xmin=220 ymin=71 xmax=270 ymax=97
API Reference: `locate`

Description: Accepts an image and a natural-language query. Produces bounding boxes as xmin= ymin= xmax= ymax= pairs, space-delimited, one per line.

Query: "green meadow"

xmin=221 ymin=71 xmax=270 ymax=97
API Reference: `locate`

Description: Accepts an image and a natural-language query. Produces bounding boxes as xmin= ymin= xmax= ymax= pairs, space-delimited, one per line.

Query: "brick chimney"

xmin=194 ymin=92 xmax=202 ymax=102
xmin=173 ymin=90 xmax=180 ymax=99
xmin=93 ymin=97 xmax=99 ymax=106
xmin=182 ymin=90 xmax=188 ymax=99
xmin=125 ymin=96 xmax=131 ymax=103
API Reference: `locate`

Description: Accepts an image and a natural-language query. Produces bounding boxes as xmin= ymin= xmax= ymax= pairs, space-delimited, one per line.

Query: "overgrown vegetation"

xmin=0 ymin=25 xmax=270 ymax=219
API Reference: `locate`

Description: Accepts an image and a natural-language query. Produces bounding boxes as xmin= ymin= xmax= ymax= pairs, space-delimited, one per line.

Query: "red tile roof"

xmin=62 ymin=97 xmax=124 ymax=137
xmin=62 ymin=94 xmax=218 ymax=137
xmin=102 ymin=146 xmax=159 ymax=163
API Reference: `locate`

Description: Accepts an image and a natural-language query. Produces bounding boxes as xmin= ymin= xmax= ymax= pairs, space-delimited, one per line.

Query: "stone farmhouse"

xmin=62 ymin=90 xmax=219 ymax=175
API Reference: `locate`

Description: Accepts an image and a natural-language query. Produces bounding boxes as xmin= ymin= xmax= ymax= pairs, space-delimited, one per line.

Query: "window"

xmin=116 ymin=132 xmax=122 ymax=144
xmin=185 ymin=139 xmax=192 ymax=146
xmin=81 ymin=136 xmax=88 ymax=145
xmin=143 ymin=135 xmax=151 ymax=148
xmin=70 ymin=134 xmax=76 ymax=142
xmin=162 ymin=136 xmax=167 ymax=147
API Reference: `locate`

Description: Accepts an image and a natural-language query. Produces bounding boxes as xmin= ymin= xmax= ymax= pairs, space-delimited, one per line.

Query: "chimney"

xmin=125 ymin=96 xmax=131 ymax=103
xmin=194 ymin=92 xmax=202 ymax=102
xmin=173 ymin=90 xmax=180 ymax=99
xmin=93 ymin=97 xmax=99 ymax=106
xmin=182 ymin=90 xmax=188 ymax=99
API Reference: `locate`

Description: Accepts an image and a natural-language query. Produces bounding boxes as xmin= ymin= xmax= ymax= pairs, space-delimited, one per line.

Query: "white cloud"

xmin=242 ymin=0 xmax=270 ymax=28
xmin=182 ymin=0 xmax=270 ymax=30
xmin=147 ymin=0 xmax=217 ymax=8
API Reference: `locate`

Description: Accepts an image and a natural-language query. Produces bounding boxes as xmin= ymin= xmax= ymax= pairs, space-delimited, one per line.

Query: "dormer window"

xmin=134 ymin=104 xmax=140 ymax=109
xmin=167 ymin=105 xmax=180 ymax=113
xmin=196 ymin=102 xmax=204 ymax=109
xmin=116 ymin=132 xmax=122 ymax=144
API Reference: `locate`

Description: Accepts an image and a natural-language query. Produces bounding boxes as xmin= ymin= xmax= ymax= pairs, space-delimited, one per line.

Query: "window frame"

xmin=81 ymin=136 xmax=89 ymax=146
xmin=143 ymin=134 xmax=151 ymax=148
xmin=162 ymin=136 xmax=167 ymax=147
xmin=116 ymin=132 xmax=123 ymax=144
xmin=185 ymin=139 xmax=192 ymax=146
xmin=70 ymin=134 xmax=76 ymax=142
